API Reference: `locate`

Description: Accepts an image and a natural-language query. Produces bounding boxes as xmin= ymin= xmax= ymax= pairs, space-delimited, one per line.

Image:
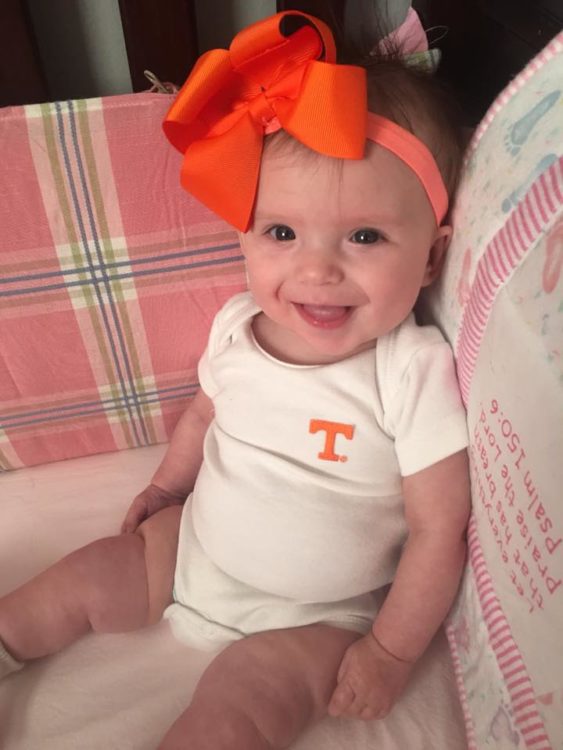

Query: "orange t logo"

xmin=309 ymin=419 xmax=355 ymax=462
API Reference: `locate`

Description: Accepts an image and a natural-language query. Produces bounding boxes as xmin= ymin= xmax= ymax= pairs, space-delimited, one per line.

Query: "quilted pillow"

xmin=422 ymin=31 xmax=563 ymax=750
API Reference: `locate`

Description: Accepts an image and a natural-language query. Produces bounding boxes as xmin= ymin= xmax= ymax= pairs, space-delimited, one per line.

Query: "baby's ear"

xmin=421 ymin=225 xmax=452 ymax=287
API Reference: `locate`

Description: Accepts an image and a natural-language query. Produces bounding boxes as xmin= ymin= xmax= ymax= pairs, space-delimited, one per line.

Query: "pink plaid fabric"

xmin=0 ymin=94 xmax=246 ymax=470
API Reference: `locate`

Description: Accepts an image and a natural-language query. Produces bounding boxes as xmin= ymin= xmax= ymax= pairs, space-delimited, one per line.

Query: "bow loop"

xmin=231 ymin=22 xmax=325 ymax=86
xmin=163 ymin=11 xmax=367 ymax=230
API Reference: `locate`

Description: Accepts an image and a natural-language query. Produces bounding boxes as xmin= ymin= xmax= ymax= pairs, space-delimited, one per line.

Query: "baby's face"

xmin=239 ymin=140 xmax=451 ymax=364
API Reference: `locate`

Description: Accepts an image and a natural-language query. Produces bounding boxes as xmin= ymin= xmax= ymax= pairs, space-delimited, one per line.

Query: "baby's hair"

xmin=362 ymin=56 xmax=465 ymax=200
xmin=265 ymin=16 xmax=465 ymax=208
xmin=339 ymin=5 xmax=466 ymax=198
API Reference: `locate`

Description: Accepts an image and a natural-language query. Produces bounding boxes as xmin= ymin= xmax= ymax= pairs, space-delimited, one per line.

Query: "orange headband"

xmin=163 ymin=11 xmax=448 ymax=231
xmin=366 ymin=114 xmax=448 ymax=225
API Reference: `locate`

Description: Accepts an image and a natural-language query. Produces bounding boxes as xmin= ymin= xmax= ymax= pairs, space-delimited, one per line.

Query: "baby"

xmin=0 ymin=11 xmax=470 ymax=749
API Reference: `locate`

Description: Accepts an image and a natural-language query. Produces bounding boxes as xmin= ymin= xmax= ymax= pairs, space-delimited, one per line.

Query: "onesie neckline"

xmin=248 ymin=314 xmax=376 ymax=370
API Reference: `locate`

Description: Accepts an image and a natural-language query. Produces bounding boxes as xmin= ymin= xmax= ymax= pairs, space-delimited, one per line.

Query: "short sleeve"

xmin=382 ymin=336 xmax=469 ymax=476
xmin=197 ymin=291 xmax=260 ymax=399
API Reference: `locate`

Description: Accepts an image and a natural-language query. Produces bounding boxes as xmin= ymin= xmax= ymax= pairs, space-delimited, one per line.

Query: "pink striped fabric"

xmin=466 ymin=520 xmax=552 ymax=750
xmin=456 ymin=156 xmax=563 ymax=404
xmin=446 ymin=623 xmax=478 ymax=750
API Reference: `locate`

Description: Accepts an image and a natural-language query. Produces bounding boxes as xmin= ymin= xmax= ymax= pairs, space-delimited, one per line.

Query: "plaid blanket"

xmin=0 ymin=94 xmax=246 ymax=470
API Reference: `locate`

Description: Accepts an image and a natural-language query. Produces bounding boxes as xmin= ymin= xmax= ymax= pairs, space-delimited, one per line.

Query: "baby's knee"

xmin=192 ymin=646 xmax=314 ymax=747
xmin=136 ymin=504 xmax=183 ymax=545
xmin=159 ymin=703 xmax=271 ymax=750
xmin=69 ymin=534 xmax=150 ymax=633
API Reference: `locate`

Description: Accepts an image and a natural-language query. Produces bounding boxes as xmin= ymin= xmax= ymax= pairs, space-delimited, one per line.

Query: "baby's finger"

xmin=360 ymin=705 xmax=379 ymax=721
xmin=121 ymin=505 xmax=145 ymax=534
xmin=342 ymin=691 xmax=373 ymax=719
xmin=328 ymin=682 xmax=355 ymax=717
xmin=121 ymin=511 xmax=135 ymax=534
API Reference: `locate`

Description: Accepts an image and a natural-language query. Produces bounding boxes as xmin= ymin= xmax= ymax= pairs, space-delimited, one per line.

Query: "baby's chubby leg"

xmin=159 ymin=623 xmax=361 ymax=750
xmin=0 ymin=505 xmax=182 ymax=666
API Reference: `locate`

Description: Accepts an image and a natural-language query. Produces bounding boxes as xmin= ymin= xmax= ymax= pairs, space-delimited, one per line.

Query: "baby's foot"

xmin=490 ymin=704 xmax=520 ymax=745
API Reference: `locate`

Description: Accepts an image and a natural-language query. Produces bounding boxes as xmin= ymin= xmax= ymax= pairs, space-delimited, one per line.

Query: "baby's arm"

xmin=121 ymin=388 xmax=214 ymax=532
xmin=329 ymin=448 xmax=470 ymax=720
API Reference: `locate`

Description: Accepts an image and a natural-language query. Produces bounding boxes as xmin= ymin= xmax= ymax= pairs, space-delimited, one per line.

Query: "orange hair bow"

xmin=163 ymin=11 xmax=367 ymax=231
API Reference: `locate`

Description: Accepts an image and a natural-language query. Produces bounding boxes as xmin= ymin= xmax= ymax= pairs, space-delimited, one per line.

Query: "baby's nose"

xmin=295 ymin=247 xmax=343 ymax=284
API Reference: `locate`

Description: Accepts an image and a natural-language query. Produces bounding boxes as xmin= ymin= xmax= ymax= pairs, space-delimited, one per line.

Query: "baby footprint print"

xmin=503 ymin=90 xmax=560 ymax=156
xmin=501 ymin=154 xmax=558 ymax=213
xmin=490 ymin=704 xmax=520 ymax=746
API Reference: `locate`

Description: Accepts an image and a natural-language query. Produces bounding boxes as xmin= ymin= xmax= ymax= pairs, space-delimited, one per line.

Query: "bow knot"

xmin=247 ymin=90 xmax=277 ymax=127
xmin=163 ymin=11 xmax=367 ymax=231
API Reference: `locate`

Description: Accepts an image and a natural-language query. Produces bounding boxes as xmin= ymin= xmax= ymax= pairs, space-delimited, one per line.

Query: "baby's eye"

xmin=350 ymin=228 xmax=383 ymax=244
xmin=268 ymin=225 xmax=296 ymax=241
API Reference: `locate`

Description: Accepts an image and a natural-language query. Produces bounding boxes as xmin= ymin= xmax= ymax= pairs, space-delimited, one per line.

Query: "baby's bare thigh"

xmin=192 ymin=624 xmax=361 ymax=741
xmin=135 ymin=505 xmax=182 ymax=624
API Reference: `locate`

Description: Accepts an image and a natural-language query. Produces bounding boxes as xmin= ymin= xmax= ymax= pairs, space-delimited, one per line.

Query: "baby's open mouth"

xmin=295 ymin=303 xmax=352 ymax=328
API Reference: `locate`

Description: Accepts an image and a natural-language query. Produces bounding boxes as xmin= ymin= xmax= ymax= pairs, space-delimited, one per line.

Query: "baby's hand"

xmin=121 ymin=483 xmax=186 ymax=534
xmin=328 ymin=632 xmax=414 ymax=721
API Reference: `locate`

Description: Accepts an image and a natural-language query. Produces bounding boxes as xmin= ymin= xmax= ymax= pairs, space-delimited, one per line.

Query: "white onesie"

xmin=166 ymin=292 xmax=468 ymax=646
